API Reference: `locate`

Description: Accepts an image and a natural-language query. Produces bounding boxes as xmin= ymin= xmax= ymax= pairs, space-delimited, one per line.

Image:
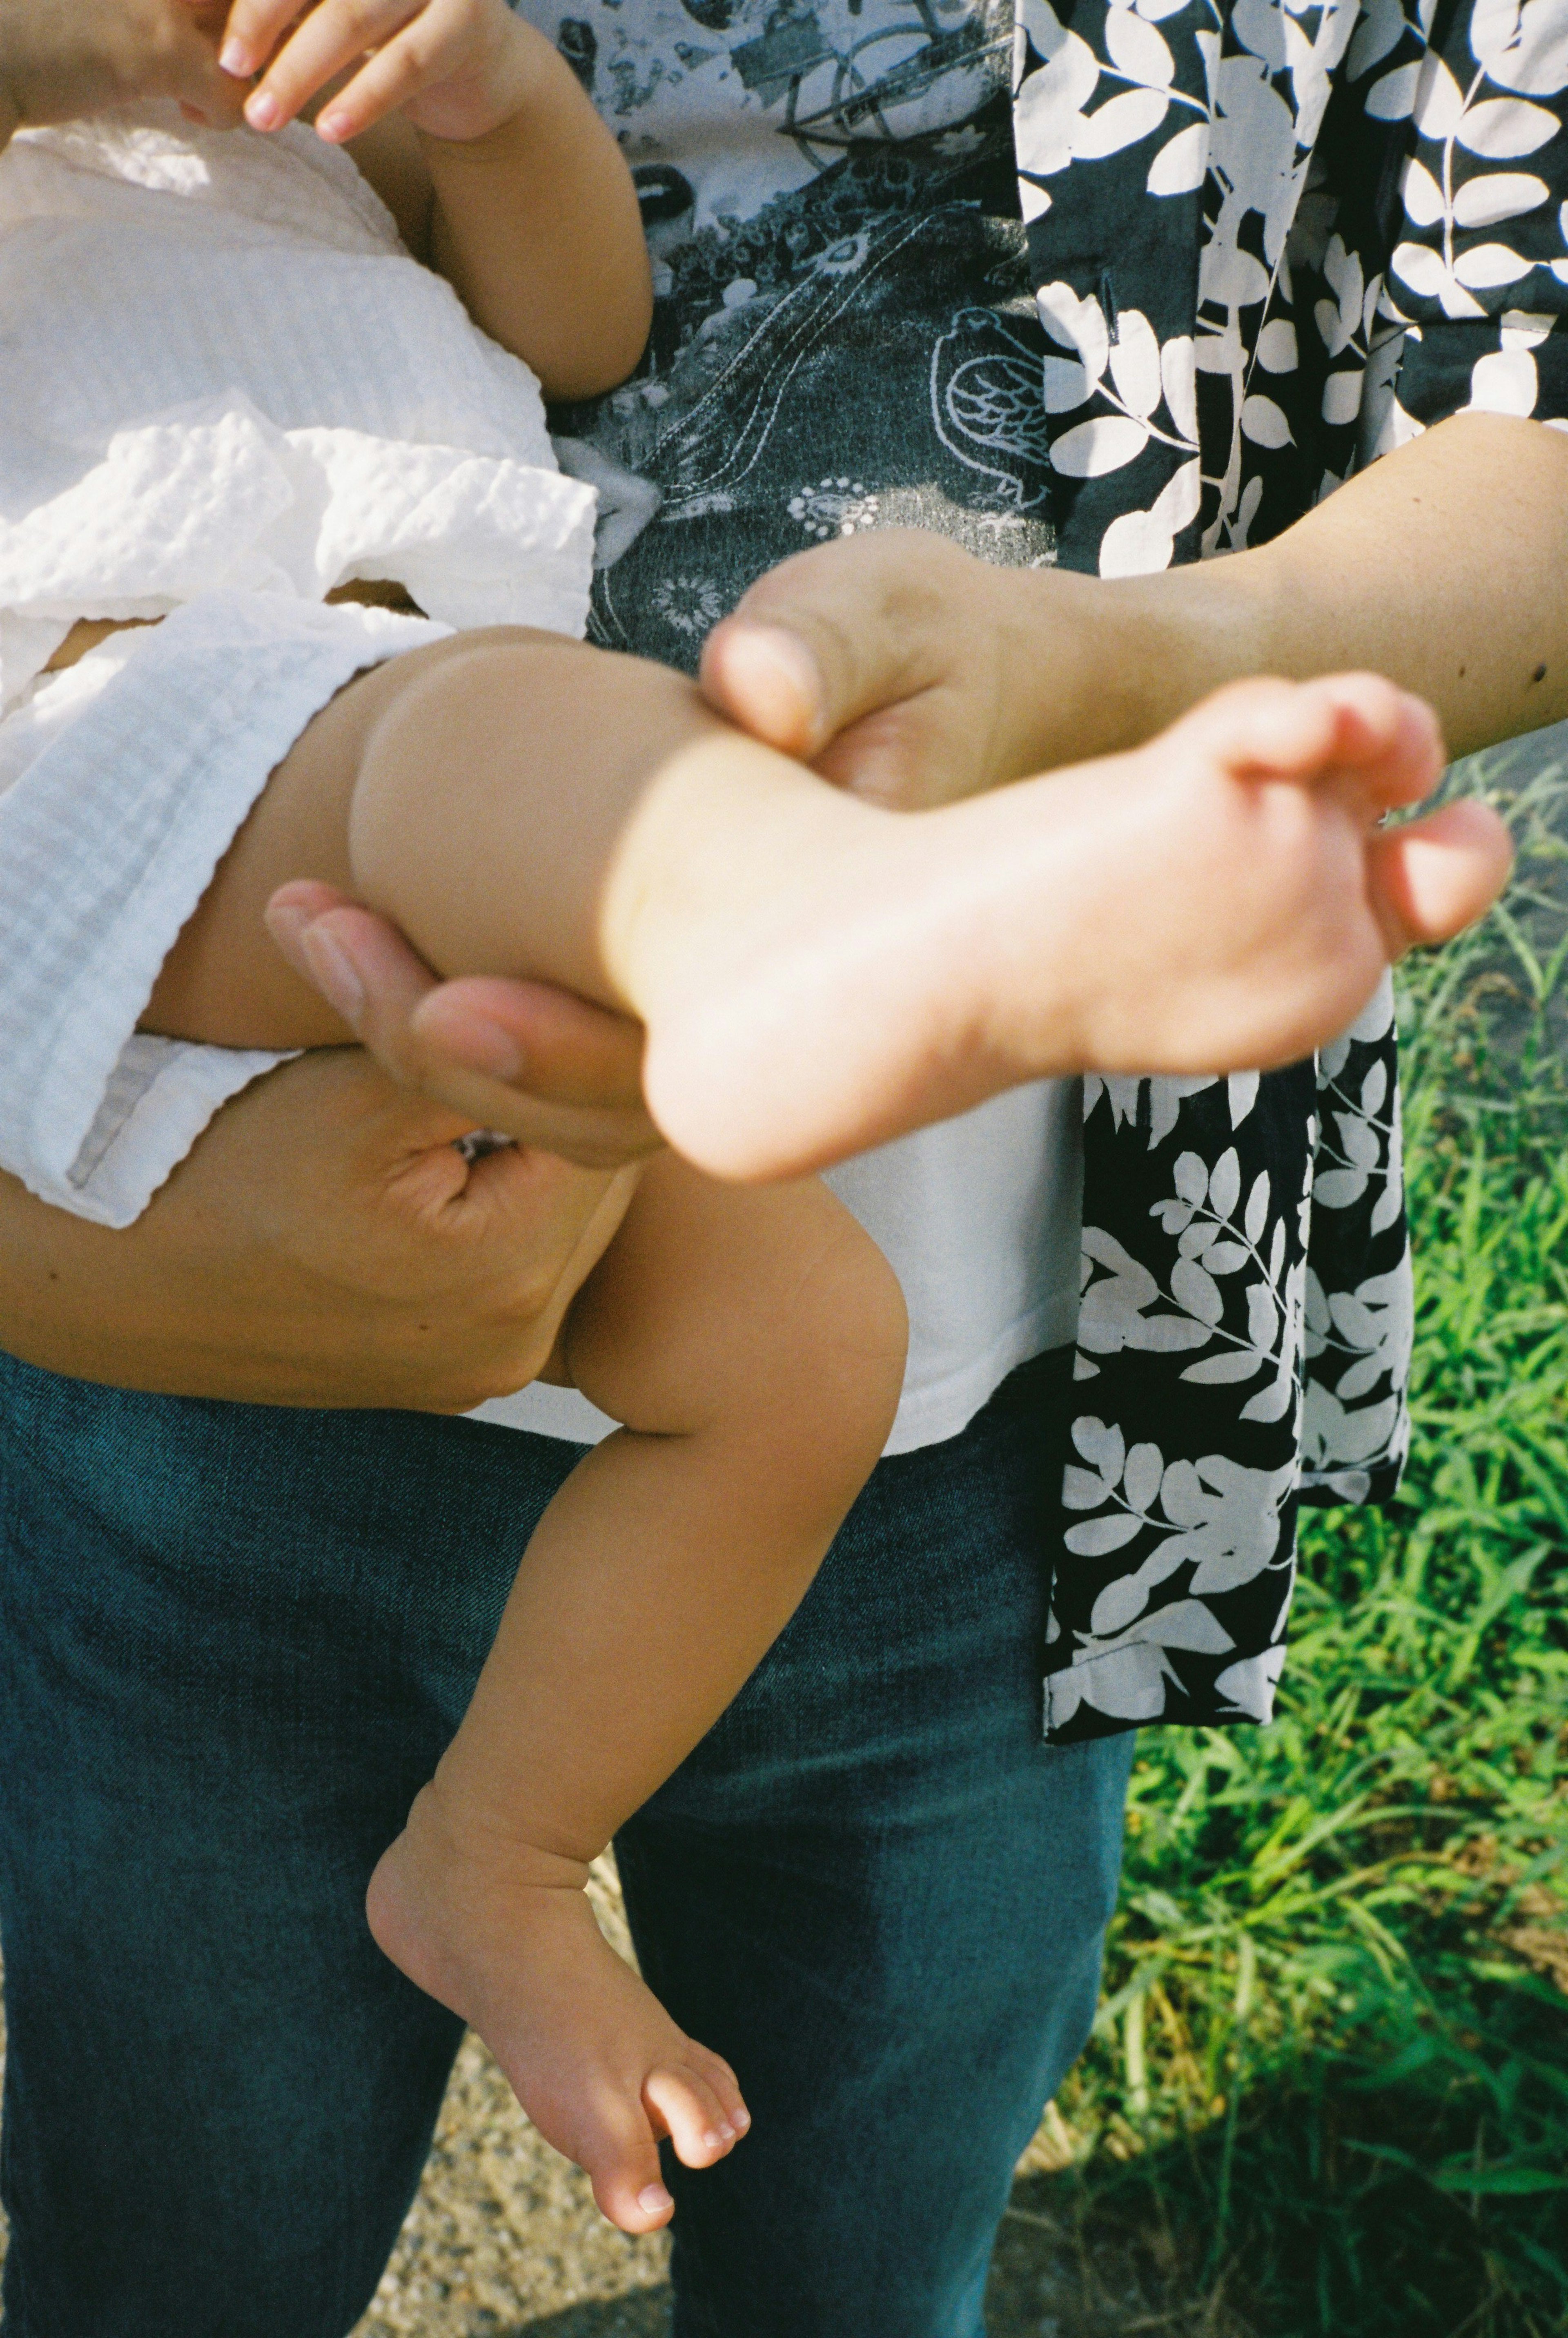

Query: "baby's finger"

xmin=243 ymin=0 xmax=420 ymax=129
xmin=311 ymin=15 xmax=453 ymax=140
xmin=215 ymin=0 xmax=309 ymax=80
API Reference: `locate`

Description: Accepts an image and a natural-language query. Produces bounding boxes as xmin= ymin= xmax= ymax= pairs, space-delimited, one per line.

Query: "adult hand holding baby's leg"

xmin=266 ymin=881 xmax=661 ymax=1168
xmin=268 ymin=661 xmax=1509 ymax=1189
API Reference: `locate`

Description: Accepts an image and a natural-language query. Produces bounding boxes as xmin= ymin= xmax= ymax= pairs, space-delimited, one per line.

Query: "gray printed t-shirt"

xmin=489 ymin=0 xmax=1085 ymax=1467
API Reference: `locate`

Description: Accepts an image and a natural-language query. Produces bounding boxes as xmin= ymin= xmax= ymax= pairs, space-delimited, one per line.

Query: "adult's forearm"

xmin=0 ymin=1049 xmax=628 ymax=1409
xmin=1081 ymin=414 xmax=1568 ymax=765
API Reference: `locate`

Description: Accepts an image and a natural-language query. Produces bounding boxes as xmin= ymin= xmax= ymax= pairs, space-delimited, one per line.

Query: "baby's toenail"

xmin=638 ymin=2182 xmax=673 ymax=2215
xmin=733 ymin=2108 xmax=751 ymax=2131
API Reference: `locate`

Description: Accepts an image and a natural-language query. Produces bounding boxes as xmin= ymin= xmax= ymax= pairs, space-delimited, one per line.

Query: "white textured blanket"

xmin=0 ymin=105 xmax=597 ymax=709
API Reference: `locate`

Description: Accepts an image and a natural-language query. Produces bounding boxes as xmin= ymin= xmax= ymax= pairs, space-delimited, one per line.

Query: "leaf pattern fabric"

xmin=1016 ymin=0 xmax=1568 ymax=1739
xmin=1013 ymin=0 xmax=1568 ymax=570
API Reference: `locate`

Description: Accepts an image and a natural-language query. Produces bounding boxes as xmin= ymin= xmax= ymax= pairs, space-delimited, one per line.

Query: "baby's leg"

xmin=148 ymin=635 xmax=1507 ymax=1178
xmin=366 ymin=1158 xmax=906 ymax=2234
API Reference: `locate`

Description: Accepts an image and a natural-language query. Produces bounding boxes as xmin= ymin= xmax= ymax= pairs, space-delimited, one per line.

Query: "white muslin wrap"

xmin=0 ymin=105 xmax=597 ymax=708
xmin=0 ymin=594 xmax=448 ymax=1227
xmin=0 ymin=104 xmax=595 ymax=1226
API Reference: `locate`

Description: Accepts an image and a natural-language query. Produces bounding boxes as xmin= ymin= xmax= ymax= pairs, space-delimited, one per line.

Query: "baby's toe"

xmin=693 ymin=2046 xmax=751 ymax=2137
xmin=578 ymin=2106 xmax=675 ymax=2233
xmin=1170 ymin=676 xmax=1336 ymax=777
xmin=644 ymin=2058 xmax=748 ymax=2166
xmin=1315 ymin=674 xmax=1444 ymax=808
xmin=1172 ymin=673 xmax=1441 ymax=807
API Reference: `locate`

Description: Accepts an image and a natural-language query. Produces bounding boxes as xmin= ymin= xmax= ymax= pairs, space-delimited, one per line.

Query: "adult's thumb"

xmin=699 ymin=530 xmax=969 ymax=759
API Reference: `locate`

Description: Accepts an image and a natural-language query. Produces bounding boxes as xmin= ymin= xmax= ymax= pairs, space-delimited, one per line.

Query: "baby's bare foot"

xmin=366 ymin=1792 xmax=748 ymax=2233
xmin=635 ymin=672 xmax=1505 ymax=1182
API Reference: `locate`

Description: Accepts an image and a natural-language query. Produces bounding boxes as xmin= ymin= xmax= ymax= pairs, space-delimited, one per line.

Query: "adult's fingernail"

xmin=245 ymin=88 xmax=281 ymax=129
xmin=637 ymin=2183 xmax=674 ymax=2216
xmin=263 ymin=897 xmax=310 ymax=956
xmin=298 ymin=926 xmax=365 ymax=1028
xmin=219 ymin=37 xmax=252 ymax=75
xmin=437 ymin=1015 xmax=526 ymax=1083
xmin=718 ymin=625 xmax=825 ymax=751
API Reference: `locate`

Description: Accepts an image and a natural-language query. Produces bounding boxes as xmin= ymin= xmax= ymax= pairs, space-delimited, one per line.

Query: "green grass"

xmin=1037 ymin=743 xmax=1568 ymax=2338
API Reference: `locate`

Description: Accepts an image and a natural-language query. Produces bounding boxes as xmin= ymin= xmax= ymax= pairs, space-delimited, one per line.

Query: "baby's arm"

xmin=214 ymin=0 xmax=651 ymax=399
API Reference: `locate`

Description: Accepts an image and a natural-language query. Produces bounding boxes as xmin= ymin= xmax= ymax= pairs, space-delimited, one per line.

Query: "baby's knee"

xmin=769 ymin=1203 xmax=908 ymax=1499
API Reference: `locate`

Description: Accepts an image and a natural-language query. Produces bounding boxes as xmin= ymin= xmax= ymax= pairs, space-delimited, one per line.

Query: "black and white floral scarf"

xmin=1020 ymin=0 xmax=1568 ymax=1737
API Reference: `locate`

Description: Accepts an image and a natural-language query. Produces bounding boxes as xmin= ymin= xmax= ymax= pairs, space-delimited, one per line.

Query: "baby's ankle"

xmin=398 ymin=1774 xmax=595 ymax=1900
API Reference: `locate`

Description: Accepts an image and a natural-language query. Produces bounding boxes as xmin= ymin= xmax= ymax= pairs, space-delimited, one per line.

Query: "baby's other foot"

xmin=365 ymin=1794 xmax=749 ymax=2233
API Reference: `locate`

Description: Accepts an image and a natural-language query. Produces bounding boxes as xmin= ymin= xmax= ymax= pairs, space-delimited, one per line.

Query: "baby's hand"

xmin=217 ymin=0 xmax=545 ymax=143
xmin=0 ymin=0 xmax=246 ymax=144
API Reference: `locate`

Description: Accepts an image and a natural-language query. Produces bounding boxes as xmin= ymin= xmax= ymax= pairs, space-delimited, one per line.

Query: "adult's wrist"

xmin=1047 ymin=415 xmax=1568 ymax=766
xmin=1002 ymin=551 xmax=1279 ymax=771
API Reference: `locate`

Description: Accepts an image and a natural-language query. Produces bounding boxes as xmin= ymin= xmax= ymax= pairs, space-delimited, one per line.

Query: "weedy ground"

xmin=992 ymin=740 xmax=1568 ymax=2338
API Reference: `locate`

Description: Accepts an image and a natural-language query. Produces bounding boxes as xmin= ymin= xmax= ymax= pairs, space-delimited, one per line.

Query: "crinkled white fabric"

xmin=0 ymin=593 xmax=447 ymax=1227
xmin=0 ymin=105 xmax=596 ymax=709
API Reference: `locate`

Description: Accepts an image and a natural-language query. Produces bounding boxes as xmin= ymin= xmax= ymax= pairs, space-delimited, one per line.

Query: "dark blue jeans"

xmin=0 ymin=1344 xmax=1132 ymax=2338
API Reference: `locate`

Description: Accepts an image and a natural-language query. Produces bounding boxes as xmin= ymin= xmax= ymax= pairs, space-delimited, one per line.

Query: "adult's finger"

xmin=700 ymin=531 xmax=967 ymax=756
xmin=266 ymin=883 xmax=660 ymax=1165
xmin=699 ymin=530 xmax=1019 ymax=808
xmin=403 ymin=984 xmax=662 ymax=1166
